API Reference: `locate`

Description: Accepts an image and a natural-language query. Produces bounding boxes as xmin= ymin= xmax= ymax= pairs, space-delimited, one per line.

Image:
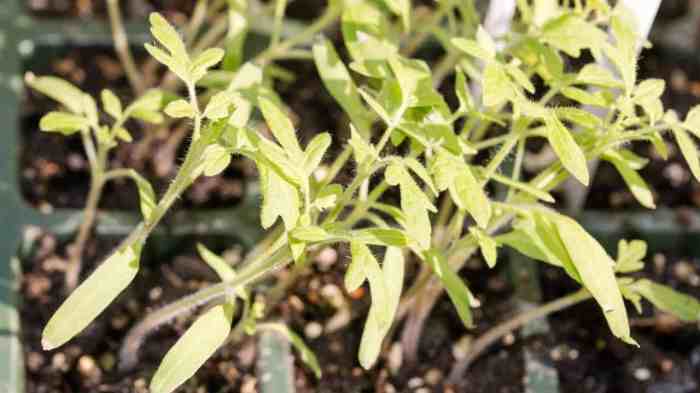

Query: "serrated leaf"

xmin=313 ymin=183 xmax=342 ymax=211
xmin=358 ymin=247 xmax=404 ymax=369
xmin=452 ymin=38 xmax=492 ymax=61
xmin=256 ymin=137 xmax=303 ymax=186
xmin=312 ymin=38 xmax=373 ymax=137
xmin=259 ymin=95 xmax=304 ymax=161
xmin=552 ymin=214 xmax=635 ymax=345
xmin=42 ymin=244 xmax=141 ymax=350
xmin=388 ymin=164 xmax=434 ymax=249
xmin=350 ymin=242 xmax=391 ymax=327
xmin=149 ymin=13 xmax=188 ymax=61
xmin=190 ymin=48 xmax=225 ymax=82
xmin=470 ymin=228 xmax=498 ymax=268
xmin=632 ymin=279 xmax=700 ymax=322
xmin=545 ymin=114 xmax=589 ymax=185
xmin=483 ymin=63 xmax=515 ymax=107
xmin=164 ymin=99 xmax=195 ymax=118
xmin=672 ymin=127 xmax=700 ymax=182
xmin=615 ymin=239 xmax=646 ymax=273
xmin=127 ymin=89 xmax=164 ymax=124
xmin=424 ymin=249 xmax=474 ymax=328
xmin=26 ymin=74 xmax=85 ymax=114
xmin=303 ymin=133 xmax=331 ymax=175
xmin=123 ymin=169 xmax=157 ymax=221
xmin=403 ymin=157 xmax=437 ymax=196
xmin=39 ymin=111 xmax=89 ymax=135
xmin=555 ymin=107 xmax=602 ymax=129
xmin=633 ymin=79 xmax=665 ymax=104
xmin=150 ymin=303 xmax=234 ymax=393
xmin=541 ymin=14 xmax=606 ymax=57
xmin=451 ymin=163 xmax=491 ymax=228
xmin=604 ymin=151 xmax=655 ymax=208
xmin=349 ymin=126 xmax=377 ymax=166
xmin=575 ymin=64 xmax=622 ymax=88
xmin=101 ymin=89 xmax=122 ymax=119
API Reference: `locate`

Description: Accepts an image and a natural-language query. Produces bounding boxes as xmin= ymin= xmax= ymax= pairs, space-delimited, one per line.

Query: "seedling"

xmin=27 ymin=1 xmax=700 ymax=392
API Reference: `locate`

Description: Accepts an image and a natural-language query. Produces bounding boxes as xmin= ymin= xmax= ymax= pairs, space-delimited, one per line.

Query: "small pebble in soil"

xmin=502 ymin=333 xmax=516 ymax=346
xmin=351 ymin=367 xmax=364 ymax=377
xmin=330 ymin=340 xmax=343 ymax=354
xmin=425 ymin=368 xmax=444 ymax=385
xmin=99 ymin=352 xmax=116 ymax=372
xmin=241 ymin=375 xmax=257 ymax=393
xmin=78 ymin=355 xmax=101 ymax=382
xmin=550 ymin=347 xmax=562 ymax=361
xmin=111 ymin=313 xmax=130 ymax=330
xmin=568 ymin=348 xmax=579 ymax=360
xmin=304 ymin=322 xmax=323 ymax=339
xmin=149 ymin=286 xmax=163 ymax=301
xmin=51 ymin=352 xmax=69 ymax=372
xmin=654 ymin=253 xmax=667 ymax=276
xmin=664 ymin=163 xmax=690 ymax=187
xmin=288 ymin=295 xmax=305 ymax=312
xmin=415 ymin=388 xmax=431 ymax=393
xmin=673 ymin=260 xmax=694 ymax=283
xmin=408 ymin=377 xmax=424 ymax=388
xmin=388 ymin=342 xmax=402 ymax=375
xmin=315 ymin=247 xmax=338 ymax=271
xmin=133 ymin=378 xmax=148 ymax=393
xmin=26 ymin=351 xmax=44 ymax=372
xmin=633 ymin=367 xmax=652 ymax=381
xmin=660 ymin=358 xmax=675 ymax=373
xmin=453 ymin=335 xmax=472 ymax=360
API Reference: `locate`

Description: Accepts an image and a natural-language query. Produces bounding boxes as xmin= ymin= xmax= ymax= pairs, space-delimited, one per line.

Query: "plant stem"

xmin=106 ymin=0 xmax=145 ymax=95
xmin=446 ymin=289 xmax=591 ymax=384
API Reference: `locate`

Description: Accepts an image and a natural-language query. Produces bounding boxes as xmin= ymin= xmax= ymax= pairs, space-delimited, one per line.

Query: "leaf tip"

xmin=41 ymin=336 xmax=58 ymax=351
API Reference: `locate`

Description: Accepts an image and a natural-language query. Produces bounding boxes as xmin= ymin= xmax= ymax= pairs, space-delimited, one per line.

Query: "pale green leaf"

xmin=25 ymin=74 xmax=85 ymax=114
xmin=632 ymin=279 xmax=700 ymax=322
xmin=358 ymin=247 xmax=404 ymax=369
xmin=633 ymin=79 xmax=665 ymax=104
xmin=203 ymin=91 xmax=234 ymax=119
xmin=615 ymin=239 xmax=646 ymax=273
xmin=483 ymin=63 xmax=515 ymax=107
xmin=123 ymin=169 xmax=157 ymax=221
xmin=561 ymin=87 xmax=607 ymax=107
xmin=424 ymin=249 xmax=474 ymax=328
xmin=452 ymin=38 xmax=492 ymax=61
xmin=672 ymin=127 xmax=700 ymax=182
xmin=683 ymin=105 xmax=700 ymax=138
xmin=303 ymin=133 xmax=331 ymax=175
xmin=470 ymin=228 xmax=499 ymax=268
xmin=312 ymin=38 xmax=373 ymax=136
xmin=164 ymin=99 xmax=195 ymax=118
xmin=348 ymin=126 xmax=377 ymax=166
xmin=101 ymin=89 xmax=122 ymax=120
xmin=545 ymin=114 xmax=589 ymax=185
xmin=42 ymin=244 xmax=141 ymax=350
xmin=575 ymin=64 xmax=622 ymax=88
xmin=403 ymin=157 xmax=437 ymax=196
xmin=352 ymin=228 xmax=408 ymax=247
xmin=149 ymin=12 xmax=188 ymax=61
xmin=201 ymin=144 xmax=232 ymax=177
xmin=39 ymin=111 xmax=89 ymax=135
xmin=259 ymin=164 xmax=300 ymax=230
xmin=196 ymin=243 xmax=238 ymax=282
xmin=552 ymin=214 xmax=635 ymax=345
xmin=190 ymin=48 xmax=225 ymax=82
xmin=604 ymin=151 xmax=655 ymax=208
xmin=259 ymin=95 xmax=304 ymax=160
xmin=555 ymin=107 xmax=602 ymax=129
xmin=541 ymin=14 xmax=606 ymax=57
xmin=450 ymin=162 xmax=491 ymax=228
xmin=350 ymin=242 xmax=390 ymax=326
xmin=150 ymin=303 xmax=234 ymax=393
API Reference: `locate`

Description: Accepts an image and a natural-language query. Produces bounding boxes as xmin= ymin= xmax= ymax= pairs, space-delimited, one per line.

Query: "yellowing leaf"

xmin=203 ymin=91 xmax=234 ymax=119
xmin=164 ymin=99 xmax=195 ymax=118
xmin=672 ymin=127 xmax=700 ymax=182
xmin=545 ymin=114 xmax=589 ymax=185
xmin=42 ymin=244 xmax=141 ymax=350
xmin=259 ymin=164 xmax=300 ymax=230
xmin=26 ymin=74 xmax=86 ymax=114
xmin=303 ymin=133 xmax=331 ymax=175
xmin=259 ymin=95 xmax=304 ymax=161
xmin=150 ymin=304 xmax=234 ymax=393
xmin=604 ymin=151 xmax=655 ymax=209
xmin=552 ymin=214 xmax=635 ymax=345
xmin=101 ymin=89 xmax=122 ymax=119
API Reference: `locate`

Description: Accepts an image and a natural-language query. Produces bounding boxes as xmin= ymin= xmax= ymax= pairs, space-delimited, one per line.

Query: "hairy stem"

xmin=446 ymin=289 xmax=591 ymax=384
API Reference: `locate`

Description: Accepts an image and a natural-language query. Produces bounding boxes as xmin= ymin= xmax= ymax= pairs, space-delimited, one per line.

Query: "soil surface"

xmin=20 ymin=231 xmax=524 ymax=393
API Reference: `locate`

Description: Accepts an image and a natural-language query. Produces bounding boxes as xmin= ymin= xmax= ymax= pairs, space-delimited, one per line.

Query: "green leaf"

xmin=222 ymin=4 xmax=248 ymax=71
xmin=101 ymin=89 xmax=122 ymax=119
xmin=352 ymin=228 xmax=408 ymax=247
xmin=358 ymin=247 xmax=404 ymax=369
xmin=608 ymin=14 xmax=638 ymax=92
xmin=150 ymin=303 xmax=234 ymax=393
xmin=575 ymin=64 xmax=622 ymax=88
xmin=256 ymin=137 xmax=304 ymax=186
xmin=149 ymin=13 xmax=188 ymax=60
xmin=341 ymin=1 xmax=397 ymax=66
xmin=545 ymin=113 xmax=589 ymax=185
xmin=470 ymin=228 xmax=498 ymax=268
xmin=487 ymin=171 xmax=555 ymax=203
xmin=552 ymin=214 xmax=635 ymax=345
xmin=632 ymin=279 xmax=700 ymax=322
xmin=380 ymin=0 xmax=410 ymax=31
xmin=348 ymin=126 xmax=377 ymax=166
xmin=25 ymin=74 xmax=86 ymax=114
xmin=424 ymin=249 xmax=474 ymax=328
xmin=259 ymin=164 xmax=300 ymax=230
xmin=257 ymin=323 xmax=321 ymax=379
xmin=672 ymin=127 xmax=700 ymax=182
xmin=164 ymin=99 xmax=195 ymax=118
xmin=190 ymin=48 xmax=225 ymax=82
xmin=42 ymin=244 xmax=142 ymax=350
xmin=555 ymin=107 xmax=602 ymax=129
xmin=120 ymin=169 xmax=157 ymax=221
xmin=312 ymin=183 xmax=342 ymax=211
xmin=201 ymin=144 xmax=232 ymax=177
xmin=506 ymin=63 xmax=535 ymax=94
xmin=127 ymin=89 xmax=164 ymax=124
xmin=483 ymin=62 xmax=515 ymax=107
xmin=683 ymin=105 xmax=700 ymax=138
xmin=633 ymin=79 xmax=665 ymax=105
xmin=290 ymin=226 xmax=333 ymax=242
xmin=402 ymin=157 xmax=437 ymax=196
xmin=312 ymin=38 xmax=373 ymax=136
xmin=615 ymin=239 xmax=646 ymax=273
xmin=540 ymin=14 xmax=606 ymax=57
xmin=349 ymin=241 xmax=390 ymax=326
xmin=561 ymin=87 xmax=607 ymax=107
xmin=39 ymin=111 xmax=89 ymax=135
xmin=203 ymin=91 xmax=234 ymax=120
xmin=259 ymin=95 xmax=304 ymax=161
xmin=196 ymin=243 xmax=238 ymax=283
xmin=303 ymin=133 xmax=331 ymax=175
xmin=603 ymin=151 xmax=655 ymax=208
xmin=387 ymin=164 xmax=434 ymax=250
xmin=455 ymin=70 xmax=475 ymax=112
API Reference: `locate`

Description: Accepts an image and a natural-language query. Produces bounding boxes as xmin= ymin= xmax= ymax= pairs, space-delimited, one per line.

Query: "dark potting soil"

xmin=20 ymin=230 xmax=527 ymax=392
